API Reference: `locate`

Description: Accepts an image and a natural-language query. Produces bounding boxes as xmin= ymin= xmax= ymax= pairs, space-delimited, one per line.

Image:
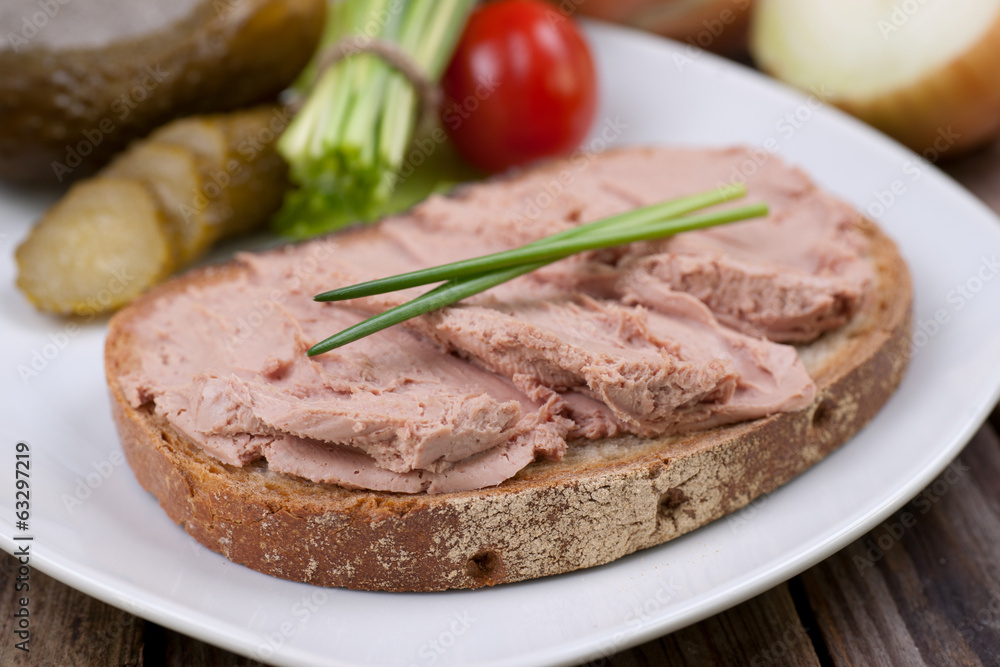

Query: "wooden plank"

xmin=988 ymin=405 xmax=1000 ymax=434
xmin=0 ymin=548 xmax=270 ymax=666
xmin=800 ymin=425 xmax=1000 ymax=666
xmin=608 ymin=582 xmax=821 ymax=666
xmin=158 ymin=625 xmax=265 ymax=666
xmin=945 ymin=143 xmax=1000 ymax=215
xmin=0 ymin=551 xmax=145 ymax=666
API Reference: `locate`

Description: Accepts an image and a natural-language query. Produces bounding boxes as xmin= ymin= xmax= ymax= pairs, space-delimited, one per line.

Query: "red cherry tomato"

xmin=441 ymin=0 xmax=598 ymax=173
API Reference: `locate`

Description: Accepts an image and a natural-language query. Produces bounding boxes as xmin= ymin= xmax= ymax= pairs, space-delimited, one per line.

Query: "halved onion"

xmin=567 ymin=0 xmax=756 ymax=55
xmin=750 ymin=0 xmax=1000 ymax=158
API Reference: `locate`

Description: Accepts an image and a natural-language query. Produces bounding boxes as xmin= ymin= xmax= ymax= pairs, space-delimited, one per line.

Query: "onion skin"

xmin=751 ymin=2 xmax=1000 ymax=159
xmin=559 ymin=0 xmax=755 ymax=55
xmin=839 ymin=15 xmax=1000 ymax=159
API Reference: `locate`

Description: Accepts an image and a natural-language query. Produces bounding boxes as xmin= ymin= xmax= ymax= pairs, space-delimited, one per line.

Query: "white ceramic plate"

xmin=4 ymin=22 xmax=1000 ymax=667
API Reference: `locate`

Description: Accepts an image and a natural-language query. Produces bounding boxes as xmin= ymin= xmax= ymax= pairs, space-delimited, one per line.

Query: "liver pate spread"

xmin=120 ymin=146 xmax=872 ymax=494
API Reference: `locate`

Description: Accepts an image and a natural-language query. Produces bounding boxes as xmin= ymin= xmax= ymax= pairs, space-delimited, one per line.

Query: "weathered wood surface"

xmin=0 ymin=552 xmax=145 ymax=665
xmin=607 ymin=582 xmax=821 ymax=666
xmin=799 ymin=425 xmax=1000 ymax=667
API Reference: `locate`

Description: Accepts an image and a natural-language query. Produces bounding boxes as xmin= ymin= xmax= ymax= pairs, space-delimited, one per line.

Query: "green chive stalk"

xmin=306 ymin=195 xmax=768 ymax=356
xmin=314 ymin=184 xmax=748 ymax=302
xmin=275 ymin=0 xmax=476 ymax=239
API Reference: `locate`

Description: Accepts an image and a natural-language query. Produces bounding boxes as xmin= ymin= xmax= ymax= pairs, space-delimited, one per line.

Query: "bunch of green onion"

xmin=275 ymin=0 xmax=476 ymax=239
xmin=307 ymin=184 xmax=766 ymax=355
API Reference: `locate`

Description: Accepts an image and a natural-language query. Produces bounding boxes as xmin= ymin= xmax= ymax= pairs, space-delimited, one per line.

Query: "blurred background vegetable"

xmin=750 ymin=0 xmax=1000 ymax=158
xmin=273 ymin=0 xmax=476 ymax=239
xmin=441 ymin=0 xmax=598 ymax=173
xmin=0 ymin=0 xmax=324 ymax=185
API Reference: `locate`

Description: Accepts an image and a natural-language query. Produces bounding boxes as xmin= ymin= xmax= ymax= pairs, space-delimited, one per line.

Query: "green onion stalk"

xmin=275 ymin=0 xmax=476 ymax=239
xmin=307 ymin=186 xmax=767 ymax=355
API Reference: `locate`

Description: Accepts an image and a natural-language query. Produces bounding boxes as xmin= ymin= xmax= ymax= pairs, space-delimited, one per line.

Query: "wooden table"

xmin=4 ymin=143 xmax=1000 ymax=667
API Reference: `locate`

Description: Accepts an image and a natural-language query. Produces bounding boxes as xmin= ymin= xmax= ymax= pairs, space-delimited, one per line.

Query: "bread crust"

xmin=105 ymin=213 xmax=911 ymax=592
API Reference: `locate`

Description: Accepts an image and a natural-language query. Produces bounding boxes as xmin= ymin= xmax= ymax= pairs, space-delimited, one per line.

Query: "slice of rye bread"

xmin=105 ymin=204 xmax=912 ymax=593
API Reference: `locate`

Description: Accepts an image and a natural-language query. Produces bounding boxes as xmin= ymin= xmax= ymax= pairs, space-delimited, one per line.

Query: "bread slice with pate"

xmin=104 ymin=146 xmax=912 ymax=591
